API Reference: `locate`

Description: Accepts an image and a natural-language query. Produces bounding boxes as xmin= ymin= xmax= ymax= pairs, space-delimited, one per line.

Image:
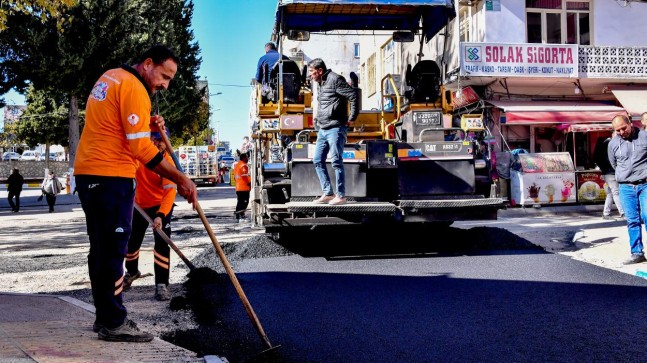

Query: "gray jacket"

xmin=315 ymin=70 xmax=359 ymax=130
xmin=608 ymin=127 xmax=647 ymax=183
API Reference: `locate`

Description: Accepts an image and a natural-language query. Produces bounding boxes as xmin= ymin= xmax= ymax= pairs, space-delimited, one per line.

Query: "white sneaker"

xmin=328 ymin=196 xmax=347 ymax=205
xmin=313 ymin=195 xmax=334 ymax=204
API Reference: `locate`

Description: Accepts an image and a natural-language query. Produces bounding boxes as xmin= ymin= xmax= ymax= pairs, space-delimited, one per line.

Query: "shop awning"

xmin=611 ymin=88 xmax=647 ymax=119
xmin=561 ymin=124 xmax=613 ymax=133
xmin=487 ymin=100 xmax=625 ymax=124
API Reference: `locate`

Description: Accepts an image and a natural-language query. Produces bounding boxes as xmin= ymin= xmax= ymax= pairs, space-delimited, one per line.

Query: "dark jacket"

xmin=593 ymin=137 xmax=613 ymax=175
xmin=316 ymin=69 xmax=359 ymax=130
xmin=7 ymin=172 xmax=24 ymax=193
xmin=255 ymin=50 xmax=290 ymax=84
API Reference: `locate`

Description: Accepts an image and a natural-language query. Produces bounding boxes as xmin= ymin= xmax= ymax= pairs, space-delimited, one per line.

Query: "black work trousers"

xmin=76 ymin=175 xmax=134 ymax=330
xmin=126 ymin=205 xmax=173 ymax=285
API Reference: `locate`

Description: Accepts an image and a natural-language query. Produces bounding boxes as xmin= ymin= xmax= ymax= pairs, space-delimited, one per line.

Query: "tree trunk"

xmin=68 ymin=94 xmax=80 ymax=166
xmin=68 ymin=94 xmax=80 ymax=193
xmin=44 ymin=143 xmax=51 ymax=174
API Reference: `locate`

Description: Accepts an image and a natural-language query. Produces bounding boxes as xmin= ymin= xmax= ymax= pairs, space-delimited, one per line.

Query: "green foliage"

xmin=15 ymin=85 xmax=69 ymax=148
xmin=0 ymin=0 xmax=77 ymax=32
xmin=0 ymin=0 xmax=208 ymax=149
xmin=143 ymin=0 xmax=208 ymax=144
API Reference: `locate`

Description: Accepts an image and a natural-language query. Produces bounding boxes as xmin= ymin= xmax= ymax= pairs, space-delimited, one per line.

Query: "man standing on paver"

xmin=609 ymin=114 xmax=647 ymax=265
xmin=74 ymin=45 xmax=197 ymax=342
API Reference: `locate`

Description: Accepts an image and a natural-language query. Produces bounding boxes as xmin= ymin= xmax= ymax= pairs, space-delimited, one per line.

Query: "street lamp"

xmin=211 ymin=108 xmax=222 ymax=146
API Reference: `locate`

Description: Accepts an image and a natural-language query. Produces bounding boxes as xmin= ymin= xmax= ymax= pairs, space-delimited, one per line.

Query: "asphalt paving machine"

xmin=249 ymin=0 xmax=505 ymax=231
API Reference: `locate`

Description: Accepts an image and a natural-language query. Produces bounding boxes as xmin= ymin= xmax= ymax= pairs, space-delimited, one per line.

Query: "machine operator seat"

xmin=269 ymin=59 xmax=303 ymax=104
xmin=404 ymin=60 xmax=441 ymax=104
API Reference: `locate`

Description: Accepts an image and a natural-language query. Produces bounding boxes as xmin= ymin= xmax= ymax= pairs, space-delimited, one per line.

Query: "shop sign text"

xmin=460 ymin=43 xmax=578 ymax=78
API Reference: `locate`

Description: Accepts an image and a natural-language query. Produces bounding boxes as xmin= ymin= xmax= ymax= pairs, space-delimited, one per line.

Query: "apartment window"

xmin=381 ymin=40 xmax=397 ymax=76
xmin=367 ymin=54 xmax=376 ymax=96
xmin=353 ymin=43 xmax=360 ymax=58
xmin=459 ymin=6 xmax=471 ymax=42
xmin=526 ymin=0 xmax=590 ymax=45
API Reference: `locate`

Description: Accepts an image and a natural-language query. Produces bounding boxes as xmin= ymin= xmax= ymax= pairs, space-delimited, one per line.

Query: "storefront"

xmin=487 ymin=100 xmax=625 ymax=205
xmin=487 ymin=100 xmax=624 ymax=162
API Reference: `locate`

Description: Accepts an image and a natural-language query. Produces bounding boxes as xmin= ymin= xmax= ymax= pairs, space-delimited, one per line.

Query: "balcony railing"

xmin=579 ymin=46 xmax=647 ymax=79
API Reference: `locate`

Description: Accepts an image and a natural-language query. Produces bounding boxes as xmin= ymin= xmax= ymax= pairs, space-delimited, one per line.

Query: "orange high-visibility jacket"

xmin=74 ymin=66 xmax=161 ymax=178
xmin=234 ymin=160 xmax=251 ymax=192
xmin=135 ymin=152 xmax=177 ymax=217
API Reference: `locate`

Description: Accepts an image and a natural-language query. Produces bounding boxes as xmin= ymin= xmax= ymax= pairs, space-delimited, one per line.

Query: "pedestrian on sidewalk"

xmin=593 ymin=135 xmax=624 ymax=220
xmin=124 ymin=130 xmax=176 ymax=301
xmin=609 ymin=114 xmax=647 ymax=265
xmin=7 ymin=168 xmax=24 ymax=213
xmin=234 ymin=152 xmax=251 ymax=222
xmin=74 ymin=45 xmax=197 ymax=343
xmin=40 ymin=171 xmax=63 ymax=213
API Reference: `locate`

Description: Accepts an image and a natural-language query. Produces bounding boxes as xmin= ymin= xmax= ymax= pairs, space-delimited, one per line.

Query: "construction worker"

xmin=234 ymin=152 xmax=251 ymax=222
xmin=74 ymin=45 xmax=197 ymax=343
xmin=124 ymin=130 xmax=176 ymax=301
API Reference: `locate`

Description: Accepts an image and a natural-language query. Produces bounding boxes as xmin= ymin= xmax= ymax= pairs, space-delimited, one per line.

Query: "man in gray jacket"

xmin=308 ymin=58 xmax=358 ymax=205
xmin=609 ymin=114 xmax=647 ymax=265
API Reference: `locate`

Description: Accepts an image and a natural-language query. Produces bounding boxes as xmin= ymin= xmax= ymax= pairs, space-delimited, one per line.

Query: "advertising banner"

xmin=576 ymin=171 xmax=606 ymax=203
xmin=460 ymin=43 xmax=578 ymax=78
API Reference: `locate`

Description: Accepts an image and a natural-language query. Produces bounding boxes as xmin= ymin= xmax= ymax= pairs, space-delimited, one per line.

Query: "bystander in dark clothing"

xmin=609 ymin=115 xmax=647 ymax=265
xmin=41 ymin=171 xmax=63 ymax=213
xmin=593 ymin=136 xmax=624 ymax=220
xmin=7 ymin=168 xmax=24 ymax=213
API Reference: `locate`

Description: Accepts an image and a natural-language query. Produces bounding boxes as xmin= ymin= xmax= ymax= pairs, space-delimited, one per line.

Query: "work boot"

xmin=155 ymin=284 xmax=171 ymax=301
xmin=623 ymin=253 xmax=646 ymax=265
xmin=98 ymin=319 xmax=154 ymax=342
xmin=123 ymin=271 xmax=141 ymax=291
xmin=92 ymin=321 xmax=104 ymax=333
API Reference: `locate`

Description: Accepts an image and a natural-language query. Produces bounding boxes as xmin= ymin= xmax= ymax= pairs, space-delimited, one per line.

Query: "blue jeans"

xmin=313 ymin=126 xmax=347 ymax=197
xmin=618 ymin=183 xmax=647 ymax=255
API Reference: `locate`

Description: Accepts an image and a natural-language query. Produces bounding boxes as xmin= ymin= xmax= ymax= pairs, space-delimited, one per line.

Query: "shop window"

xmin=526 ymin=0 xmax=590 ymax=45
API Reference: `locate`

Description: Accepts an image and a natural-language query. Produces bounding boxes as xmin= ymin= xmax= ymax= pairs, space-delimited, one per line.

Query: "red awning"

xmin=487 ymin=100 xmax=625 ymax=124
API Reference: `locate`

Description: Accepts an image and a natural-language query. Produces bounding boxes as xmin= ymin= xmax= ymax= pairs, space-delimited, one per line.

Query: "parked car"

xmin=20 ymin=150 xmax=40 ymax=161
xmin=2 ymin=152 xmax=20 ymax=161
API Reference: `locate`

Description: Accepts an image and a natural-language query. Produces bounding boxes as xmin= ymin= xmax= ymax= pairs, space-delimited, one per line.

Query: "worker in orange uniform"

xmin=234 ymin=152 xmax=251 ymax=223
xmin=74 ymin=45 xmax=197 ymax=343
xmin=124 ymin=130 xmax=176 ymax=301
